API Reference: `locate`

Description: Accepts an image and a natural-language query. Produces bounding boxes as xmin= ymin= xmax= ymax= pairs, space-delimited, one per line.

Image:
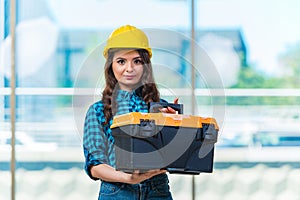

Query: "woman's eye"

xmin=117 ymin=59 xmax=125 ymax=65
xmin=134 ymin=59 xmax=143 ymax=65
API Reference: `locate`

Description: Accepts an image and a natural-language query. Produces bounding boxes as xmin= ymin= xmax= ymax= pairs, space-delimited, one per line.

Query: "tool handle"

xmin=148 ymin=102 xmax=184 ymax=114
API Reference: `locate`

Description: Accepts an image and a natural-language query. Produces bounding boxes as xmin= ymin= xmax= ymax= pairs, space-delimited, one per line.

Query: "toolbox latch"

xmin=136 ymin=119 xmax=158 ymax=138
xmin=204 ymin=124 xmax=218 ymax=143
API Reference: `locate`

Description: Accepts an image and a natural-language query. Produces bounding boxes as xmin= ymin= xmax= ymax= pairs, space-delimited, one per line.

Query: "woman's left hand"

xmin=159 ymin=97 xmax=179 ymax=114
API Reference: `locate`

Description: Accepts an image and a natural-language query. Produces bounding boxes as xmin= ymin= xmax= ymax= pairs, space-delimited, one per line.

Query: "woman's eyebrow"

xmin=115 ymin=56 xmax=141 ymax=60
xmin=133 ymin=56 xmax=142 ymax=60
xmin=114 ymin=57 xmax=126 ymax=61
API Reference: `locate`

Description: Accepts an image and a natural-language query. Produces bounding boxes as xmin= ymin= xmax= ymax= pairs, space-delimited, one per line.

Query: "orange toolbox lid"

xmin=111 ymin=112 xmax=219 ymax=130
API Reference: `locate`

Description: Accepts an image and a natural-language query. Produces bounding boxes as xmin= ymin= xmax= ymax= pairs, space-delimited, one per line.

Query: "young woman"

xmin=83 ymin=25 xmax=177 ymax=199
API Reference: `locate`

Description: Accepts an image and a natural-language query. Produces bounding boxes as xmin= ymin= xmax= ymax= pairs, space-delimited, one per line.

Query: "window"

xmin=2 ymin=0 xmax=300 ymax=199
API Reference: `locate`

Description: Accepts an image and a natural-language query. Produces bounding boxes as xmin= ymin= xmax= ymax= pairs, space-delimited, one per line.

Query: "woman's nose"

xmin=126 ymin=62 xmax=134 ymax=72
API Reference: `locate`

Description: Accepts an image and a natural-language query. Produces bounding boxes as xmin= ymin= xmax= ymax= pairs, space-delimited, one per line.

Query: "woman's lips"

xmin=124 ymin=75 xmax=135 ymax=80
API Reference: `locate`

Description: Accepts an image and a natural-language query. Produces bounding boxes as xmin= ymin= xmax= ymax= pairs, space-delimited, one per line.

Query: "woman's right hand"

xmin=127 ymin=169 xmax=167 ymax=184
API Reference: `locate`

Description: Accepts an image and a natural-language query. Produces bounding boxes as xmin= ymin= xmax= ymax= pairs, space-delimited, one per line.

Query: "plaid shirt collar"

xmin=115 ymin=89 xmax=148 ymax=115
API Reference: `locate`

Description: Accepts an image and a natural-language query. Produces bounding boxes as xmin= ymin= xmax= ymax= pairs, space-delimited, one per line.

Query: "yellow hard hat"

xmin=103 ymin=25 xmax=152 ymax=58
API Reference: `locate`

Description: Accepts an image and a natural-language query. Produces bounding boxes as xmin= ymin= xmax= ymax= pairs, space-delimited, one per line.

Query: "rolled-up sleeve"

xmin=83 ymin=104 xmax=108 ymax=180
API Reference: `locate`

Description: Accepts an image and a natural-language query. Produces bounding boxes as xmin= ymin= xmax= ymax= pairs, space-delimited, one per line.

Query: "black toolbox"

xmin=111 ymin=111 xmax=219 ymax=174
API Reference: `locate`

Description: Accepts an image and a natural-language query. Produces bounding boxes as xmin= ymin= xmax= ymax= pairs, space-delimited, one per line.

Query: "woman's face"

xmin=112 ymin=49 xmax=144 ymax=91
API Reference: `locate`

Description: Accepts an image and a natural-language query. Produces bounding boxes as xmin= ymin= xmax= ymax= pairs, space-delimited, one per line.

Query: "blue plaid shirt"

xmin=83 ymin=89 xmax=166 ymax=180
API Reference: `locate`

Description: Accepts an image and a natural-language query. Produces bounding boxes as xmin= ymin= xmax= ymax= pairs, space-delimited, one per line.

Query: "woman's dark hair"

xmin=101 ymin=48 xmax=160 ymax=125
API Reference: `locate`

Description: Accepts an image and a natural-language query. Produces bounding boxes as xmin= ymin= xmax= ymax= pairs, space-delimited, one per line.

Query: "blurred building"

xmin=1 ymin=0 xmax=248 ymax=121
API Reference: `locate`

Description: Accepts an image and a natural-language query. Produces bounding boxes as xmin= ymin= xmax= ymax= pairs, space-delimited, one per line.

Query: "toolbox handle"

xmin=148 ymin=102 xmax=183 ymax=114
